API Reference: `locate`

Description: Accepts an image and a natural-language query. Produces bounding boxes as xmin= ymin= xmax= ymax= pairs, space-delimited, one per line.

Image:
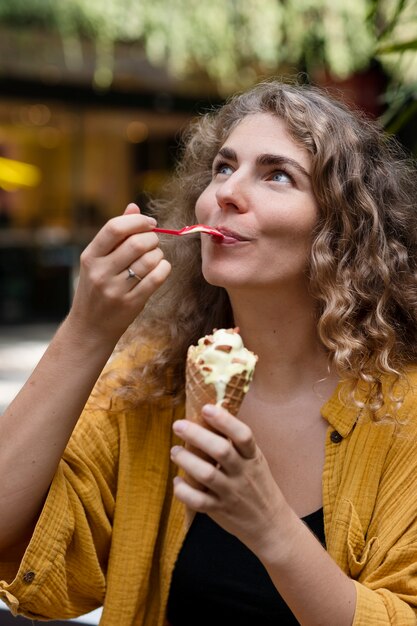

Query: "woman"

xmin=1 ymin=80 xmax=417 ymax=625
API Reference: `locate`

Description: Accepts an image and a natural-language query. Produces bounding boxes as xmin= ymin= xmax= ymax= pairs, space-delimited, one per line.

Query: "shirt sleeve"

xmin=0 ymin=388 xmax=119 ymax=620
xmin=0 ymin=343 xmax=160 ymax=621
xmin=349 ymin=508 xmax=417 ymax=625
xmin=354 ymin=583 xmax=417 ymax=624
xmin=351 ymin=408 xmax=417 ymax=625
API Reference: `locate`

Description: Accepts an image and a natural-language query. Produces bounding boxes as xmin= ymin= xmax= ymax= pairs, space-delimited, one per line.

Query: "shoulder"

xmin=103 ymin=340 xmax=161 ymax=384
xmin=89 ymin=340 xmax=166 ymax=410
xmin=379 ymin=367 xmax=417 ymax=473
xmin=396 ymin=366 xmax=417 ymax=426
xmin=74 ymin=341 xmax=170 ymax=441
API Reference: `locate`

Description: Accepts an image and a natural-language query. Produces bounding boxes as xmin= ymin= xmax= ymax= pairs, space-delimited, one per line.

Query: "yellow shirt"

xmin=1 ymin=354 xmax=417 ymax=625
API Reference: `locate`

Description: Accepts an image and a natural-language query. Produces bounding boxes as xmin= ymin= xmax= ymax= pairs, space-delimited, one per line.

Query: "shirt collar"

xmin=321 ymin=380 xmax=363 ymax=437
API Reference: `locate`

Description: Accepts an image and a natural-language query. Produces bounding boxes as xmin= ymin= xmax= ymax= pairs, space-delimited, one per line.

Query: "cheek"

xmin=195 ymin=189 xmax=211 ymax=222
xmin=194 ymin=202 xmax=203 ymax=222
xmin=271 ymin=201 xmax=318 ymax=239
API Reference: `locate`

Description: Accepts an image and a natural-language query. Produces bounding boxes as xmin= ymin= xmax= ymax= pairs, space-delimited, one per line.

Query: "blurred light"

xmin=38 ymin=127 xmax=62 ymax=149
xmin=0 ymin=156 xmax=41 ymax=189
xmin=28 ymin=104 xmax=51 ymax=126
xmin=16 ymin=105 xmax=51 ymax=127
xmin=18 ymin=107 xmax=31 ymax=125
xmin=94 ymin=67 xmax=113 ymax=90
xmin=126 ymin=121 xmax=149 ymax=143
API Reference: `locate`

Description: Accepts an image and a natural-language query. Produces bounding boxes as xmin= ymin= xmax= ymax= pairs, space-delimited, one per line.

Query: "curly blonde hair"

xmin=117 ymin=79 xmax=417 ymax=417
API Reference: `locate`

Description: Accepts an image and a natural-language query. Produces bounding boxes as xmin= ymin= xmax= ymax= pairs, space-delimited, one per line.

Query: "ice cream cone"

xmin=185 ymin=350 xmax=251 ymax=426
xmin=182 ymin=329 xmax=257 ymax=492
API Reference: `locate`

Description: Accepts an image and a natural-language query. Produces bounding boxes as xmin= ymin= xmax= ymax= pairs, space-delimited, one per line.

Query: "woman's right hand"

xmin=0 ymin=204 xmax=171 ymax=555
xmin=68 ymin=202 xmax=171 ymax=345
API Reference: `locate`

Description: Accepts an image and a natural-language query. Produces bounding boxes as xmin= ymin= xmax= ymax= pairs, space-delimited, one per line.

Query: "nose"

xmin=215 ymin=171 xmax=249 ymax=214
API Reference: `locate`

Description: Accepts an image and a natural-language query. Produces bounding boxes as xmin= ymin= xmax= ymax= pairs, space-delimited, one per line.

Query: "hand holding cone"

xmin=184 ymin=328 xmax=257 ymax=487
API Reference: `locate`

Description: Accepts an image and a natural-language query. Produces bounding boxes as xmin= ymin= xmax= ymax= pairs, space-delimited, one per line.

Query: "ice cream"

xmin=185 ymin=327 xmax=257 ymax=424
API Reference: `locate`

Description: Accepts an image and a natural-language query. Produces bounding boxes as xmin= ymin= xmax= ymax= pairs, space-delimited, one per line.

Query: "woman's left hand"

xmin=171 ymin=404 xmax=288 ymax=558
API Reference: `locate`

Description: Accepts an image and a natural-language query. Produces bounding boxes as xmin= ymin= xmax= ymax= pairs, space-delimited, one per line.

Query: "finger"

xmin=202 ymin=405 xmax=257 ymax=459
xmin=124 ymin=258 xmax=171 ymax=303
xmin=125 ymin=266 xmax=143 ymax=285
xmin=172 ymin=475 xmax=219 ymax=512
xmin=109 ymin=232 xmax=163 ymax=276
xmin=80 ymin=231 xmax=161 ymax=294
xmin=85 ymin=213 xmax=157 ymax=258
xmin=123 ymin=248 xmax=164 ymax=290
xmin=123 ymin=202 xmax=140 ymax=215
xmin=120 ymin=248 xmax=164 ymax=287
xmin=172 ymin=419 xmax=241 ymax=474
xmin=170 ymin=445 xmax=228 ymax=494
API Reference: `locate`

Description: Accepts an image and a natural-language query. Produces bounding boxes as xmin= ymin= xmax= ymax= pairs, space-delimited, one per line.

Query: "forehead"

xmin=221 ymin=113 xmax=311 ymax=170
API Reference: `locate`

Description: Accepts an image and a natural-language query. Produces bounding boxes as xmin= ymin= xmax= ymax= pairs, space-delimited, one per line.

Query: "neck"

xmin=228 ymin=285 xmax=336 ymax=399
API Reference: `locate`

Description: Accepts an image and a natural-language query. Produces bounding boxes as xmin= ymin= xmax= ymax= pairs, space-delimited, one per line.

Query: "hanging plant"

xmin=0 ymin=0 xmax=383 ymax=90
xmin=0 ymin=0 xmax=415 ymax=130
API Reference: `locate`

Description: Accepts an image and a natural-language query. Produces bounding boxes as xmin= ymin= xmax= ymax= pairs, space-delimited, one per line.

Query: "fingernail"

xmin=171 ymin=445 xmax=182 ymax=457
xmin=202 ymin=404 xmax=217 ymax=417
xmin=173 ymin=420 xmax=188 ymax=433
xmin=146 ymin=216 xmax=157 ymax=226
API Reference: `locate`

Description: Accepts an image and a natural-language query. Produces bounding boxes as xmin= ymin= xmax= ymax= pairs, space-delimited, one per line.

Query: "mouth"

xmin=214 ymin=226 xmax=251 ymax=244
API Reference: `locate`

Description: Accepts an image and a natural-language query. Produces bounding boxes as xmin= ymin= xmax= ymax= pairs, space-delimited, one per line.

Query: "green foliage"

xmin=0 ymin=0 xmax=377 ymax=90
xmin=372 ymin=0 xmax=417 ymax=81
xmin=369 ymin=0 xmax=417 ymax=135
xmin=0 ymin=0 xmax=415 ymax=131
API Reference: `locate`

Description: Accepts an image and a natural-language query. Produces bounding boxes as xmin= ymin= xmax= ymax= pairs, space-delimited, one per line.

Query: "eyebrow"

xmin=215 ymin=146 xmax=311 ymax=179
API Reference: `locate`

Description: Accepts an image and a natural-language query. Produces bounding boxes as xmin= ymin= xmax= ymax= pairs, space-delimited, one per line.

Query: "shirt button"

xmin=330 ymin=430 xmax=343 ymax=443
xmin=23 ymin=571 xmax=36 ymax=584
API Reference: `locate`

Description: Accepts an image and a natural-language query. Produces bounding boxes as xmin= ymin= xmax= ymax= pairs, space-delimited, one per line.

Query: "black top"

xmin=167 ymin=508 xmax=325 ymax=626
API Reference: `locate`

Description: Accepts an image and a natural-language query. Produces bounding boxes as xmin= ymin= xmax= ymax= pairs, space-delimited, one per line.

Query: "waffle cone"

xmin=183 ymin=350 xmax=250 ymax=490
xmin=185 ymin=351 xmax=250 ymax=424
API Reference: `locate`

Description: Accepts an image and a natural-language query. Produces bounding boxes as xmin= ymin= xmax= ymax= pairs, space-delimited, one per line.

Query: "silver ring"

xmin=126 ymin=267 xmax=141 ymax=281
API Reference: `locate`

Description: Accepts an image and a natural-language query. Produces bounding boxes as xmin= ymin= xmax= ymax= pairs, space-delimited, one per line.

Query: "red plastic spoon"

xmin=153 ymin=224 xmax=224 ymax=239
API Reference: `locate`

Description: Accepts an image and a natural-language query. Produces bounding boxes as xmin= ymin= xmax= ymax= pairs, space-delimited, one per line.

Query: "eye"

xmin=271 ymin=169 xmax=293 ymax=184
xmin=213 ymin=161 xmax=234 ymax=177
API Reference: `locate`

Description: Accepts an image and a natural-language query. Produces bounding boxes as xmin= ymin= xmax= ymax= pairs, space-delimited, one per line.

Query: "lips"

xmin=214 ymin=226 xmax=250 ymax=243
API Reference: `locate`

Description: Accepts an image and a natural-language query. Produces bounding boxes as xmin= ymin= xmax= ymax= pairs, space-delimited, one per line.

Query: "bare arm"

xmin=0 ymin=203 xmax=171 ymax=554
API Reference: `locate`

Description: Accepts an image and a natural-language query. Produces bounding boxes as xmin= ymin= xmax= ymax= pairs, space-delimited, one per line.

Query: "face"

xmin=195 ymin=113 xmax=318 ymax=294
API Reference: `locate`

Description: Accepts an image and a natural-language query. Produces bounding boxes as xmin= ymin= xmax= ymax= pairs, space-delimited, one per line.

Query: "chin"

xmin=202 ymin=268 xmax=249 ymax=290
xmin=202 ymin=268 xmax=228 ymax=288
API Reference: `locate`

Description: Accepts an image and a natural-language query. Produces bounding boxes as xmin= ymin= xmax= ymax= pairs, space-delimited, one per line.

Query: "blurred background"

xmin=0 ymin=0 xmax=416 ymax=622
xmin=0 ymin=0 xmax=416 ymax=328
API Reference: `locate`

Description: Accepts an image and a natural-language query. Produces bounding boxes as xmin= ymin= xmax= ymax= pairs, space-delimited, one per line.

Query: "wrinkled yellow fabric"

xmin=1 ymin=351 xmax=417 ymax=625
